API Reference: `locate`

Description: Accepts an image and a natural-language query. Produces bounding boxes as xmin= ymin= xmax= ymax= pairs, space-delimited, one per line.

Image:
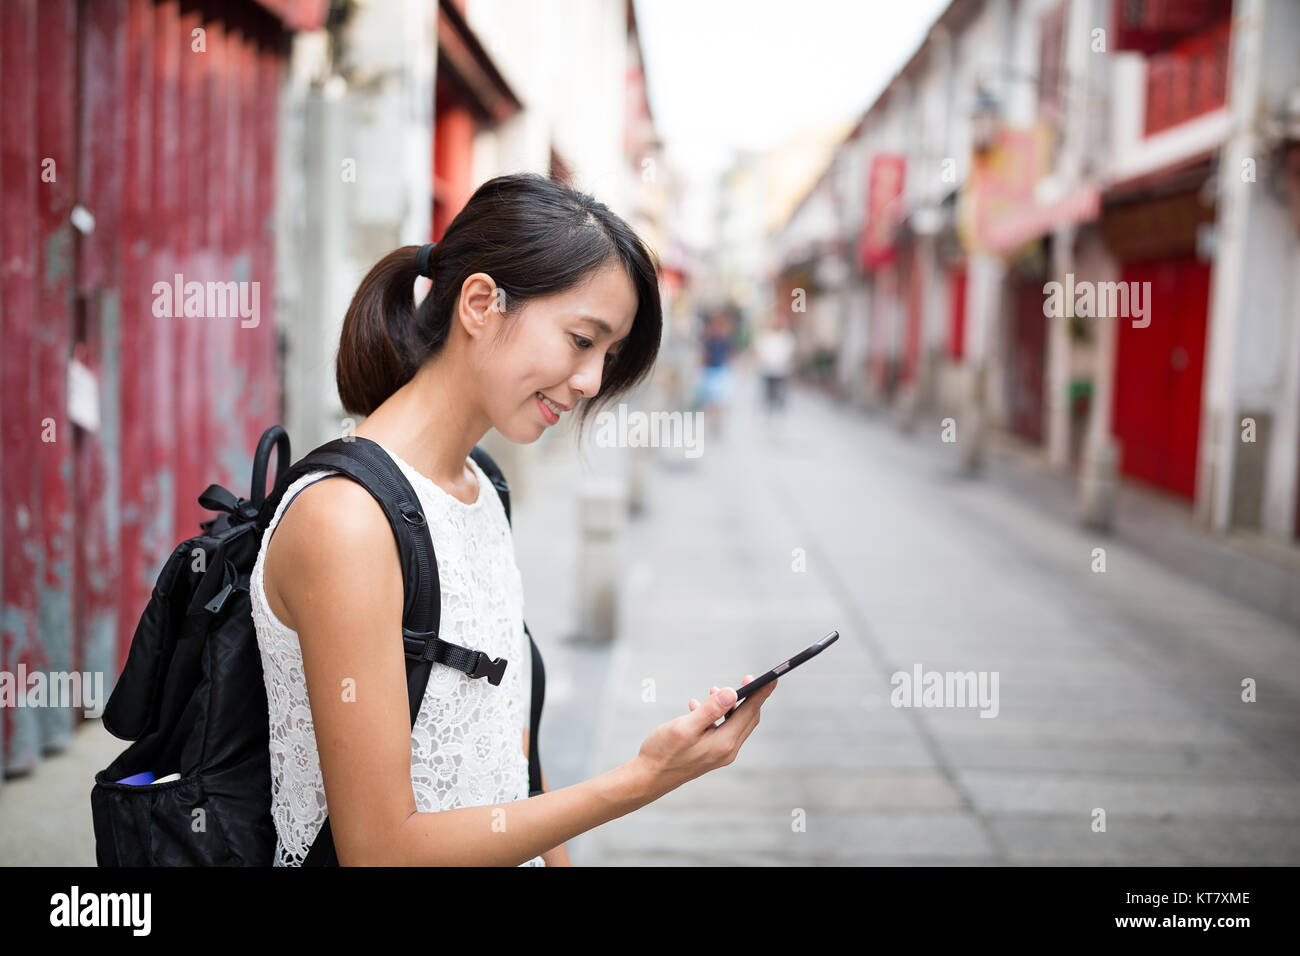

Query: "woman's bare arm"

xmin=521 ymin=732 xmax=573 ymax=865
xmin=266 ymin=477 xmax=662 ymax=866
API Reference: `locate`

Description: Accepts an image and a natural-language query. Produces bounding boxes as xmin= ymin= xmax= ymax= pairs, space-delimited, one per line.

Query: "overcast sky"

xmin=633 ymin=0 xmax=950 ymax=247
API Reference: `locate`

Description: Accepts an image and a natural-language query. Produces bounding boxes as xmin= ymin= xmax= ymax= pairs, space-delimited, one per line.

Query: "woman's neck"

xmin=350 ymin=352 xmax=490 ymax=492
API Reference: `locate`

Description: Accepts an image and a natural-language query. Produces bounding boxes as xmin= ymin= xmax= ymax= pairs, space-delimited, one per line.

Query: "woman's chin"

xmin=495 ymin=419 xmax=545 ymax=444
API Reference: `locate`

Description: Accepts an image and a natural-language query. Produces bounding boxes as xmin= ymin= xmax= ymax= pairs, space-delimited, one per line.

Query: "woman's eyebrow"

xmin=577 ymin=315 xmax=615 ymax=336
xmin=577 ymin=315 xmax=629 ymax=343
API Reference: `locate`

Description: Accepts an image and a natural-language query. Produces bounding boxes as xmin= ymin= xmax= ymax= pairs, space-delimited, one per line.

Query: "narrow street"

xmin=569 ymin=365 xmax=1300 ymax=865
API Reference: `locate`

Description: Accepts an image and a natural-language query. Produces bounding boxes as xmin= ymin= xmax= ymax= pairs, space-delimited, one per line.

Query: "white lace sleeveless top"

xmin=249 ymin=441 xmax=544 ymax=867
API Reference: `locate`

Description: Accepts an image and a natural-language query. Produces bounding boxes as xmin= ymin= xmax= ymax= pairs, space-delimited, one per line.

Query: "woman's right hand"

xmin=634 ymin=674 xmax=777 ymax=798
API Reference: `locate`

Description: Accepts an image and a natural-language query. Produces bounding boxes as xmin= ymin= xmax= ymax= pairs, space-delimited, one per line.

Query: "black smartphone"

xmin=728 ymin=630 xmax=839 ymax=706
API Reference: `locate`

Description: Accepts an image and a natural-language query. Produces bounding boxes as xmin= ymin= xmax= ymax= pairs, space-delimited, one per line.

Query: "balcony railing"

xmin=1143 ymin=20 xmax=1231 ymax=137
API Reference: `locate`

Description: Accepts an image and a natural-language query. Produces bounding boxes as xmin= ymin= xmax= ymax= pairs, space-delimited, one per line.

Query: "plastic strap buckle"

xmin=469 ymin=652 xmax=508 ymax=685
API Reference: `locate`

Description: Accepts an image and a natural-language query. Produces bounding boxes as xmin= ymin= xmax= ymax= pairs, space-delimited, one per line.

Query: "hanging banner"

xmin=957 ymin=124 xmax=1053 ymax=255
xmin=859 ymin=154 xmax=906 ymax=270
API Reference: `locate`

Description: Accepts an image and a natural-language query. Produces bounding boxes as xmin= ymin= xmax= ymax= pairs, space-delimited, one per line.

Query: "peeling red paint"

xmin=1 ymin=0 xmax=291 ymax=777
xmin=2 ymin=0 xmax=42 ymax=772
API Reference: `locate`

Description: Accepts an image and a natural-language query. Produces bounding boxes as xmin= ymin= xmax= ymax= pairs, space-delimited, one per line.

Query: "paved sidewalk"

xmin=575 ymin=365 xmax=1300 ymax=865
xmin=971 ymin=427 xmax=1300 ymax=630
xmin=0 ymin=712 xmax=119 ymax=865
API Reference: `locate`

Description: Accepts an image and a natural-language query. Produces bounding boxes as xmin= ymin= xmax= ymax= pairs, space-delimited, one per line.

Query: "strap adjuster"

xmin=470 ymin=651 xmax=508 ymax=685
xmin=403 ymin=629 xmax=438 ymax=662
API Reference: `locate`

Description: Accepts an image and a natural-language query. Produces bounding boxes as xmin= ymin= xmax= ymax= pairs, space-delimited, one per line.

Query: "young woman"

xmin=251 ymin=172 xmax=777 ymax=866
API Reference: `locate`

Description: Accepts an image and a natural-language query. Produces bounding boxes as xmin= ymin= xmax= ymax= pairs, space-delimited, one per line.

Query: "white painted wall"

xmin=468 ymin=0 xmax=630 ymax=215
xmin=1200 ymin=0 xmax=1300 ymax=537
xmin=276 ymin=0 xmax=438 ymax=453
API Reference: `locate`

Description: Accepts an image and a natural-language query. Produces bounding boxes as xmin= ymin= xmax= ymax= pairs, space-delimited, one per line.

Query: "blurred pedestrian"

xmin=755 ymin=313 xmax=795 ymax=427
xmin=694 ymin=307 xmax=737 ymax=440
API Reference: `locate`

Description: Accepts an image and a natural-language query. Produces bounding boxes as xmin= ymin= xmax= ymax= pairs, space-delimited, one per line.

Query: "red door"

xmin=1111 ymin=256 xmax=1210 ymax=500
xmin=948 ymin=266 xmax=967 ymax=359
xmin=1008 ymin=279 xmax=1047 ymax=444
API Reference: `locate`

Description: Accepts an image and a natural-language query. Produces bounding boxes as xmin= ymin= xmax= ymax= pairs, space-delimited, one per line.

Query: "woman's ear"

xmin=456 ymin=272 xmax=503 ymax=341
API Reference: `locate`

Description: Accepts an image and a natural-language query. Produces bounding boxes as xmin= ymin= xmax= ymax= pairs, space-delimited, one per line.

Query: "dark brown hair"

xmin=336 ymin=172 xmax=662 ymax=444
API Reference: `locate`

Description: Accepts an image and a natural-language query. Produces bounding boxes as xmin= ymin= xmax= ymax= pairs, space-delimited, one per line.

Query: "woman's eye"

xmin=572 ymin=333 xmax=620 ymax=363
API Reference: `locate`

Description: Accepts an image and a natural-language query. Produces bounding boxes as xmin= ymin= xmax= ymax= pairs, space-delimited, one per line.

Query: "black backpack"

xmin=91 ymin=425 xmax=546 ymax=866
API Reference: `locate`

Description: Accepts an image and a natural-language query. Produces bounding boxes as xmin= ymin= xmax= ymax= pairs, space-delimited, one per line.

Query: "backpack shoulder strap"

xmin=469 ymin=445 xmax=546 ymax=798
xmin=262 ymin=438 xmax=438 ymax=640
xmin=261 ymin=437 xmax=508 ymax=689
xmin=525 ymin=622 xmax=545 ymax=797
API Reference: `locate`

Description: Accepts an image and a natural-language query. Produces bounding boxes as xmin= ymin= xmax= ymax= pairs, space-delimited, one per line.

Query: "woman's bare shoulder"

xmin=264 ymin=476 xmax=401 ymax=633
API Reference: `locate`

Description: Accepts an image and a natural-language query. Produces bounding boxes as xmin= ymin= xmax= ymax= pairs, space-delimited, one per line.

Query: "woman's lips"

xmin=536 ymin=392 xmax=560 ymax=424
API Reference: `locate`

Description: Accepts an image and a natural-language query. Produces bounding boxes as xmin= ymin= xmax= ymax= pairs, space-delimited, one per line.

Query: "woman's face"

xmin=470 ymin=260 xmax=638 ymax=442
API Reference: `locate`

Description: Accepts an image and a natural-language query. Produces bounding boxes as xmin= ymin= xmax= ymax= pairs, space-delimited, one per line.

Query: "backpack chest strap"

xmin=402 ymin=627 xmax=508 ymax=685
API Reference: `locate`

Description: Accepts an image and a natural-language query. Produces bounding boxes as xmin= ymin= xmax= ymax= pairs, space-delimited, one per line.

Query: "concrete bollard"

xmin=626 ymin=440 xmax=651 ymax=517
xmin=959 ymin=367 xmax=985 ymax=474
xmin=894 ymin=382 xmax=919 ymax=433
xmin=576 ymin=476 xmax=626 ymax=642
xmin=959 ymin=405 xmax=984 ymax=474
xmin=1078 ymin=435 xmax=1119 ymax=531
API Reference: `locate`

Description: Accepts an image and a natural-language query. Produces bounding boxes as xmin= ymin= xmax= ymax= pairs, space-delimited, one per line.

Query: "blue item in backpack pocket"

xmin=116 ymin=771 xmax=156 ymax=786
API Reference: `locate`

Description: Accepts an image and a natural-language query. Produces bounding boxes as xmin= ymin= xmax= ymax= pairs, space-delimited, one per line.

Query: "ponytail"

xmin=336 ymin=244 xmax=441 ymax=417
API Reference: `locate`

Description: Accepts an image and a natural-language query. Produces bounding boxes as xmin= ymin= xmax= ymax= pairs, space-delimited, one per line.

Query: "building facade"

xmin=1 ymin=0 xmax=327 ymax=780
xmin=772 ymin=0 xmax=1300 ymax=552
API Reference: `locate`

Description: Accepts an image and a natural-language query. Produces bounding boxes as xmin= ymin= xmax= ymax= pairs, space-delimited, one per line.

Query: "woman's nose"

xmin=572 ymin=360 xmax=603 ymax=400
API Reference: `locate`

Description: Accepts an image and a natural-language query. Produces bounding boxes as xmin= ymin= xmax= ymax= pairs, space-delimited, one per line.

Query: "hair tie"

xmin=415 ymin=241 xmax=437 ymax=278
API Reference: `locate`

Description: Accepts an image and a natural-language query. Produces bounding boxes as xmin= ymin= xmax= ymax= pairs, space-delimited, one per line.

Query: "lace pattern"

xmin=250 ymin=442 xmax=544 ymax=867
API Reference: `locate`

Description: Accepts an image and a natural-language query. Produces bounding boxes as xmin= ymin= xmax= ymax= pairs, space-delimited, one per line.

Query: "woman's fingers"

xmin=690 ymin=676 xmax=756 ymax=714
